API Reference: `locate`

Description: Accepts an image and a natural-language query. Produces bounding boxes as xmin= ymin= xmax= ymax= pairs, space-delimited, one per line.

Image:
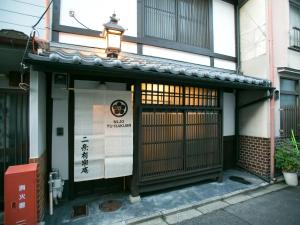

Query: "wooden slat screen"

xmin=144 ymin=0 xmax=210 ymax=49
xmin=141 ymin=112 xmax=184 ymax=178
xmin=186 ymin=111 xmax=220 ymax=171
xmin=140 ymin=83 xmax=221 ymax=182
xmin=280 ymin=106 xmax=300 ymax=137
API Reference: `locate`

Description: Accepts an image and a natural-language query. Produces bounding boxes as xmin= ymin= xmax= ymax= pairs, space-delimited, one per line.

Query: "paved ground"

xmin=174 ymin=186 xmax=300 ymax=225
xmin=134 ymin=184 xmax=299 ymax=225
xmin=45 ymin=170 xmax=266 ymax=225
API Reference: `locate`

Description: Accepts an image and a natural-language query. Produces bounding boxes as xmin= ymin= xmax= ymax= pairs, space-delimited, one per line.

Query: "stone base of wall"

xmin=29 ymin=151 xmax=47 ymax=222
xmin=238 ymin=135 xmax=270 ymax=180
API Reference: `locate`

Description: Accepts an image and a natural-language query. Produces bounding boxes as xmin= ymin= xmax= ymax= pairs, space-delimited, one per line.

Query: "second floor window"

xmin=280 ymin=78 xmax=298 ymax=107
xmin=290 ymin=1 xmax=300 ymax=48
xmin=144 ymin=0 xmax=211 ymax=49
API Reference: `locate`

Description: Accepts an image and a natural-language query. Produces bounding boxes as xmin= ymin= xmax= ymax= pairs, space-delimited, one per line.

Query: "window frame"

xmin=141 ymin=0 xmax=214 ymax=52
xmin=280 ymin=75 xmax=300 ymax=108
xmin=289 ymin=0 xmax=300 ymax=50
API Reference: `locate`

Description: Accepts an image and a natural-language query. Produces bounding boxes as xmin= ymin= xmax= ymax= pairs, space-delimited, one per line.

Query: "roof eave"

xmin=24 ymin=57 xmax=272 ymax=91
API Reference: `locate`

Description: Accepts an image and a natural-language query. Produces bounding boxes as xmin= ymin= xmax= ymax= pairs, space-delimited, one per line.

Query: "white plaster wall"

xmin=287 ymin=50 xmax=300 ymax=70
xmin=143 ymin=45 xmax=211 ymax=66
xmin=30 ymin=68 xmax=46 ymax=158
xmin=223 ymin=92 xmax=235 ymax=136
xmin=59 ymin=33 xmax=137 ymax=54
xmin=272 ymin=0 xmax=289 ymax=138
xmin=214 ymin=59 xmax=236 ymax=71
xmin=60 ymin=0 xmax=137 ymax=37
xmin=238 ymin=0 xmax=270 ymax=138
xmin=240 ymin=54 xmax=268 ymax=79
xmin=51 ymin=75 xmax=69 ymax=179
xmin=0 ymin=0 xmax=48 ymax=38
xmin=213 ymin=0 xmax=236 ymax=57
xmin=240 ymin=0 xmax=267 ymax=62
xmin=272 ymin=0 xmax=289 ymax=69
xmin=239 ymin=90 xmax=270 ymax=138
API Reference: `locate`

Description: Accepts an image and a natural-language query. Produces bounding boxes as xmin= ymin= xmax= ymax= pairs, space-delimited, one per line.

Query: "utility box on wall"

xmin=4 ymin=163 xmax=37 ymax=225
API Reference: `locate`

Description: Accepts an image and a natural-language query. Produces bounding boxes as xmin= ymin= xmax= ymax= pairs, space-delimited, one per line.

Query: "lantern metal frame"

xmin=103 ymin=13 xmax=125 ymax=58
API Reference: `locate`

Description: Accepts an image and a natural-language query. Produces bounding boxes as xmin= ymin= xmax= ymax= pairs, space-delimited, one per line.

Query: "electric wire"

xmin=18 ymin=0 xmax=53 ymax=91
xmin=72 ymin=15 xmax=92 ymax=30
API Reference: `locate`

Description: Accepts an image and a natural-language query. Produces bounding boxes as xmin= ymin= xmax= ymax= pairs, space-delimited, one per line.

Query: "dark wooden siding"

xmin=0 ymin=90 xmax=29 ymax=210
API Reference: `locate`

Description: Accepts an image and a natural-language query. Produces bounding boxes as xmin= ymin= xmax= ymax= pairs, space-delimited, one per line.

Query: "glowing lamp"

xmin=103 ymin=13 xmax=125 ymax=58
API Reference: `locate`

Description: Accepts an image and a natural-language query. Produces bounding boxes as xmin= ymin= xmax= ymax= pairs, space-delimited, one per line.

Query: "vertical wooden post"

xmin=131 ymin=82 xmax=141 ymax=196
xmin=68 ymin=76 xmax=75 ymax=199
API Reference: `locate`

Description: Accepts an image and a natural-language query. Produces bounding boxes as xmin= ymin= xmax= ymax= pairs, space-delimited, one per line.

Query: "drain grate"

xmin=229 ymin=176 xmax=252 ymax=185
xmin=71 ymin=204 xmax=88 ymax=218
xmin=99 ymin=200 xmax=122 ymax=212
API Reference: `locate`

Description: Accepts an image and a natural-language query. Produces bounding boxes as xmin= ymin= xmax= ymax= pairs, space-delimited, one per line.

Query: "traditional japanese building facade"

xmin=4 ymin=0 xmax=298 ymax=222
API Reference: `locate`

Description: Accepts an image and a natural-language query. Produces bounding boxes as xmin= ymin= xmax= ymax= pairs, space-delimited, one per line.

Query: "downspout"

xmin=267 ymin=0 xmax=275 ymax=181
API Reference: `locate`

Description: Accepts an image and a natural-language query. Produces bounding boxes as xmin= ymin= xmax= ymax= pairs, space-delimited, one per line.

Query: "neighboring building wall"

xmin=239 ymin=0 xmax=271 ymax=179
xmin=272 ymin=0 xmax=300 ymax=137
xmin=29 ymin=69 xmax=47 ymax=221
xmin=0 ymin=0 xmax=49 ymax=39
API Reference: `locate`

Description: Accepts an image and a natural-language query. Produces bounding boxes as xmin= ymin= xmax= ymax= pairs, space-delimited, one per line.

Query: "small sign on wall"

xmin=74 ymin=89 xmax=133 ymax=182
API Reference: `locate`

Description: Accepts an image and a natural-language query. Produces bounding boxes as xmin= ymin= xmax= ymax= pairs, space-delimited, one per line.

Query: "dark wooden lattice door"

xmin=0 ymin=91 xmax=29 ymax=210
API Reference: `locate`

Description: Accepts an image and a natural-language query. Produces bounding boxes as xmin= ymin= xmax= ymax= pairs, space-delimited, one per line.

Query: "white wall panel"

xmin=52 ymin=98 xmax=69 ymax=179
xmin=143 ymin=45 xmax=211 ymax=66
xmin=59 ymin=33 xmax=137 ymax=53
xmin=213 ymin=0 xmax=236 ymax=57
xmin=239 ymin=90 xmax=270 ymax=138
xmin=60 ymin=0 xmax=137 ymax=37
xmin=214 ymin=59 xmax=236 ymax=71
xmin=240 ymin=0 xmax=267 ymax=62
xmin=223 ymin=92 xmax=235 ymax=136
xmin=30 ymin=69 xmax=46 ymax=158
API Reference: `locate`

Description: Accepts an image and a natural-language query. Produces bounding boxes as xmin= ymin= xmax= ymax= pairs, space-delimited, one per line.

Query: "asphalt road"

xmin=175 ymin=186 xmax=300 ymax=225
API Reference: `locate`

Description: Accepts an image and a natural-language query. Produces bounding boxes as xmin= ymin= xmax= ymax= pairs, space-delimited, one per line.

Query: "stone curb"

xmin=125 ymin=181 xmax=288 ymax=225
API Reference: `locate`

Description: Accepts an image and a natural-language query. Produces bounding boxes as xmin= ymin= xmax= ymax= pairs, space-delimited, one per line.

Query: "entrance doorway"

xmin=69 ymin=80 xmax=133 ymax=197
xmin=137 ymin=83 xmax=222 ymax=192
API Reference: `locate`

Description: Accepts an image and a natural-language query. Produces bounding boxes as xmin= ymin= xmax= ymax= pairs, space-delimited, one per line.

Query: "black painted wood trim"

xmin=290 ymin=0 xmax=300 ymax=8
xmin=235 ymin=4 xmax=241 ymax=73
xmin=51 ymin=0 xmax=237 ymax=63
xmin=131 ymin=82 xmax=141 ymax=196
xmin=235 ymin=90 xmax=240 ymax=162
xmin=46 ymin=73 xmax=53 ymax=185
xmin=220 ymin=90 xmax=224 ymax=170
xmin=237 ymin=0 xmax=248 ymax=8
xmin=142 ymin=37 xmax=236 ymax=62
xmin=209 ymin=0 xmax=214 ymax=52
xmin=68 ymin=76 xmax=75 ymax=199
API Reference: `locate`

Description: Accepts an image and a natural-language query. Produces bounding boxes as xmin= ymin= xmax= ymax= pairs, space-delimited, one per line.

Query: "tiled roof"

xmin=27 ymin=45 xmax=271 ymax=88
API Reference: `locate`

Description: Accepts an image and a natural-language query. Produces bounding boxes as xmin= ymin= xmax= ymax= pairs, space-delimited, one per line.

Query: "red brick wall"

xmin=238 ymin=135 xmax=270 ymax=180
xmin=29 ymin=151 xmax=47 ymax=222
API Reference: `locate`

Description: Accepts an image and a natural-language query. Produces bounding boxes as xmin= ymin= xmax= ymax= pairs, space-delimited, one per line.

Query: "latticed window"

xmin=141 ymin=83 xmax=218 ymax=107
xmin=144 ymin=0 xmax=211 ymax=49
xmin=290 ymin=1 xmax=300 ymax=48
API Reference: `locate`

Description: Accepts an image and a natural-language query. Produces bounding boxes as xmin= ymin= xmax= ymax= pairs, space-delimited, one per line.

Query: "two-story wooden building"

xmin=0 ymin=0 xmax=282 ymax=221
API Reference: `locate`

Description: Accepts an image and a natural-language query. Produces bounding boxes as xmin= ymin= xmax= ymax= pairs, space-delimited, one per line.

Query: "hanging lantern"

xmin=103 ymin=13 xmax=125 ymax=58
